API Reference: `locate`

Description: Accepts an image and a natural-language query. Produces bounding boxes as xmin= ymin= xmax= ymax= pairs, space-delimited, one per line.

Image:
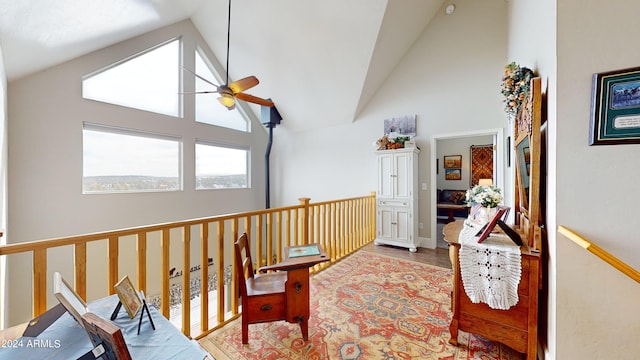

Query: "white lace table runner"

xmin=458 ymin=222 xmax=522 ymax=310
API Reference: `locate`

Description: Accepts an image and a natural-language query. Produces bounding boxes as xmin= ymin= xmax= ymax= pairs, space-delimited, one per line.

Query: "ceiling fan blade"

xmin=228 ymin=76 xmax=259 ymax=94
xmin=236 ymin=92 xmax=274 ymax=107
xmin=181 ymin=66 xmax=220 ymax=89
xmin=179 ymin=91 xmax=217 ymax=94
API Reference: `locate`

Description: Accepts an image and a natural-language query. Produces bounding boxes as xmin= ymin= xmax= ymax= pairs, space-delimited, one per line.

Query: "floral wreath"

xmin=501 ymin=62 xmax=534 ymax=116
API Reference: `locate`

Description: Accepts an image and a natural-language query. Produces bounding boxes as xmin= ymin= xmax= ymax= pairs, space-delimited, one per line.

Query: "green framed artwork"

xmin=590 ymin=66 xmax=640 ymax=145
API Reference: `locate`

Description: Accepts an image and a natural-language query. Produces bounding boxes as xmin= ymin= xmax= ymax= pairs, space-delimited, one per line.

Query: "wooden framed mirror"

xmin=513 ymin=77 xmax=542 ymax=250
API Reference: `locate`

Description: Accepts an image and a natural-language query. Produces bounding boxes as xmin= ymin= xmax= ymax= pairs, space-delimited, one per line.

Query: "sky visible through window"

xmin=83 ymin=127 xmax=181 ymax=193
xmin=81 ymin=39 xmax=251 ymax=193
xmin=196 ymin=143 xmax=248 ymax=189
xmin=82 ymin=40 xmax=180 ymax=117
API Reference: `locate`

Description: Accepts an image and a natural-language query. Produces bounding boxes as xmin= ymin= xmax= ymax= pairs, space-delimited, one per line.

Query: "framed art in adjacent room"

xmin=445 ymin=168 xmax=462 ymax=180
xmin=590 ymin=66 xmax=640 ymax=145
xmin=443 ymin=155 xmax=462 ymax=169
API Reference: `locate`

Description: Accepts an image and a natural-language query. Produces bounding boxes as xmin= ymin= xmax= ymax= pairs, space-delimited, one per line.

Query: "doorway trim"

xmin=428 ymin=128 xmax=505 ymax=249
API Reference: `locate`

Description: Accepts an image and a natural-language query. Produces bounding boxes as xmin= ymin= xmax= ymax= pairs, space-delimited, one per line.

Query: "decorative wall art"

xmin=590 ymin=66 xmax=640 ymax=145
xmin=470 ymin=144 xmax=494 ymax=186
xmin=443 ymin=155 xmax=462 ymax=169
xmin=445 ymin=168 xmax=462 ymax=181
xmin=384 ymin=115 xmax=416 ymax=136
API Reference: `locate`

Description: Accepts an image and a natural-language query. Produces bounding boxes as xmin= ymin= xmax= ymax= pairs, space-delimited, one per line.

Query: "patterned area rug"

xmin=199 ymin=251 xmax=522 ymax=360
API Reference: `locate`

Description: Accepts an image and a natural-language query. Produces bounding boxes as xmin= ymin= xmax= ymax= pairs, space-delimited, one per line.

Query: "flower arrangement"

xmin=501 ymin=62 xmax=534 ymax=115
xmin=466 ymin=185 xmax=503 ymax=208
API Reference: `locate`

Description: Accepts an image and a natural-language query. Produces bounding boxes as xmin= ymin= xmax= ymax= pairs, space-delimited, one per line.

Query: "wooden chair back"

xmin=235 ymin=233 xmax=254 ymax=299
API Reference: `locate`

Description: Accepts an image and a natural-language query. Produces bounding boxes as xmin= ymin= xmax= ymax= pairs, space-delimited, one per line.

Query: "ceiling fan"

xmin=184 ymin=0 xmax=273 ymax=110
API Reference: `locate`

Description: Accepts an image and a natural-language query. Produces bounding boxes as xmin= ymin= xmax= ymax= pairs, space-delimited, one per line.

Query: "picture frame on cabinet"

xmin=590 ymin=66 xmax=640 ymax=145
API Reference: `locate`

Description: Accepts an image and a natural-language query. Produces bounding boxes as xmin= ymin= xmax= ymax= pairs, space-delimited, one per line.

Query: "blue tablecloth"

xmin=0 ymin=295 xmax=210 ymax=359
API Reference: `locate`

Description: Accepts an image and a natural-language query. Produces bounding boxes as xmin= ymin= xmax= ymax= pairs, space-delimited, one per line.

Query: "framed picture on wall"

xmin=590 ymin=66 xmax=640 ymax=145
xmin=384 ymin=114 xmax=417 ymax=136
xmin=445 ymin=168 xmax=461 ymax=180
xmin=443 ymin=155 xmax=462 ymax=169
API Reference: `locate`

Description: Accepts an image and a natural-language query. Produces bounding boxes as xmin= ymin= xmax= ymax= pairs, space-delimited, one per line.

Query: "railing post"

xmin=299 ymin=197 xmax=311 ymax=245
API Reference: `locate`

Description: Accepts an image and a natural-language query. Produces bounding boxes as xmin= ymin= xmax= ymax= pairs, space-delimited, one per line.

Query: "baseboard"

xmin=419 ymin=236 xmax=435 ymax=249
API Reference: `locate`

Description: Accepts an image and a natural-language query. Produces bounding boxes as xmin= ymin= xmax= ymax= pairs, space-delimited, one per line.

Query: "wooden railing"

xmin=558 ymin=225 xmax=640 ymax=285
xmin=0 ymin=193 xmax=377 ymax=339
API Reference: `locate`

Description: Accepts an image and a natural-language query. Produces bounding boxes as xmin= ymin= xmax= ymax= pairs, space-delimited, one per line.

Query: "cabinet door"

xmin=378 ymin=153 xmax=393 ymax=198
xmin=394 ymin=152 xmax=412 ymax=200
xmin=393 ymin=207 xmax=411 ymax=244
xmin=377 ymin=207 xmax=394 ymax=240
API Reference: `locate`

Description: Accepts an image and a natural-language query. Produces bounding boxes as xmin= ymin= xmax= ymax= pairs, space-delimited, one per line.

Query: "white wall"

xmin=271 ymin=0 xmax=508 ymax=244
xmin=5 ymin=20 xmax=268 ymax=325
xmin=0 ymin=43 xmax=8 ymax=328
xmin=507 ymin=0 xmax=557 ymax=357
xmin=554 ymin=0 xmax=640 ymax=358
xmin=510 ymin=0 xmax=640 ymax=358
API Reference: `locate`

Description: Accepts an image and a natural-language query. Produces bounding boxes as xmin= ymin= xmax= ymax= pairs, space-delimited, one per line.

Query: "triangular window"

xmin=195 ymin=50 xmax=248 ymax=131
xmin=82 ymin=39 xmax=180 ymax=117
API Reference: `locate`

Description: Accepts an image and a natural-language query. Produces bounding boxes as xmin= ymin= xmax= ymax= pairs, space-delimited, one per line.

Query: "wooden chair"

xmin=234 ymin=232 xmax=288 ymax=344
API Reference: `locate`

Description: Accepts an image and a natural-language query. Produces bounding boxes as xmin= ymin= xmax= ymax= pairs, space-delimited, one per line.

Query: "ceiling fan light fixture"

xmin=218 ymin=93 xmax=236 ymax=110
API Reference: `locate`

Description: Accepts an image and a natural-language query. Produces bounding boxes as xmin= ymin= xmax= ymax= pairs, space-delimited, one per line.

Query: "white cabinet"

xmin=374 ymin=148 xmax=420 ymax=252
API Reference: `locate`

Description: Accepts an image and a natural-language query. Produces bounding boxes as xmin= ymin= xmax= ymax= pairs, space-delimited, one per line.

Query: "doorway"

xmin=428 ymin=128 xmax=505 ymax=249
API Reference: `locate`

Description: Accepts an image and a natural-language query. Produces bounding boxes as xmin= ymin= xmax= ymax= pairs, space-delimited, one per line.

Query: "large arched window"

xmin=81 ymin=32 xmax=253 ymax=194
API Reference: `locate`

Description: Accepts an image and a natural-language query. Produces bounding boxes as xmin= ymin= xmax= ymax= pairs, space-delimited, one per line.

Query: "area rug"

xmin=199 ymin=251 xmax=522 ymax=360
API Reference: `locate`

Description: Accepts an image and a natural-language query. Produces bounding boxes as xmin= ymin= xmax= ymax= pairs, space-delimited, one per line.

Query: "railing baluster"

xmin=74 ymin=242 xmax=87 ymax=300
xmin=182 ymin=225 xmax=191 ymax=337
xmin=256 ymin=215 xmax=263 ymax=268
xmin=267 ymin=213 xmax=273 ymax=264
xmin=285 ymin=210 xmax=291 ymax=248
xmin=161 ymin=229 xmax=170 ymax=318
xmin=33 ymin=249 xmax=47 ymax=316
xmin=108 ymin=236 xmax=118 ymax=295
xmin=293 ymin=207 xmax=300 ymax=246
xmin=276 ymin=211 xmax=282 ymax=263
xmin=218 ymin=221 xmax=227 ymax=321
xmin=200 ymin=222 xmax=209 ymax=332
xmin=137 ymin=232 xmax=147 ymax=294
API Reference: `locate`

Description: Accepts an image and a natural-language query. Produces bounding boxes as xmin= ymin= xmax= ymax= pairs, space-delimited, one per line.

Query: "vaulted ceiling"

xmin=0 ymin=0 xmax=445 ymax=132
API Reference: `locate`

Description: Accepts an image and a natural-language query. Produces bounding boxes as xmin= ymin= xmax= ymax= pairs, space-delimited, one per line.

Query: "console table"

xmin=436 ymin=203 xmax=469 ymax=223
xmin=443 ymin=220 xmax=540 ymax=360
xmin=0 ymin=295 xmax=210 ymax=360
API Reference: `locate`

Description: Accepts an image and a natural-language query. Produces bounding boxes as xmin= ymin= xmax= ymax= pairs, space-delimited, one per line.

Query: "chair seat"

xmin=246 ymin=272 xmax=287 ymax=297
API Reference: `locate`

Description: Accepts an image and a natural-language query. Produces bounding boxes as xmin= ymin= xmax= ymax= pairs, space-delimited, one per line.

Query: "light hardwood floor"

xmin=360 ymin=242 xmax=452 ymax=269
